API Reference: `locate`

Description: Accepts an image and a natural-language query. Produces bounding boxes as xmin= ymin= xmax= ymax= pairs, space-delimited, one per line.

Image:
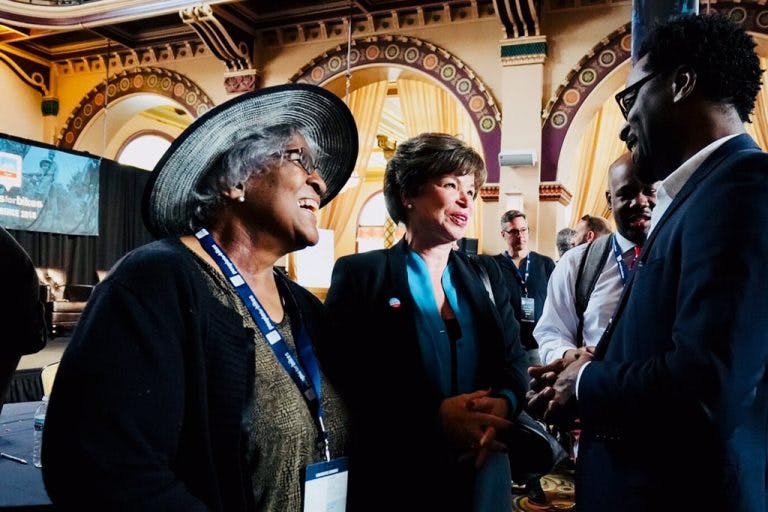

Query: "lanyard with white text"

xmin=610 ymin=234 xmax=634 ymax=286
xmin=195 ymin=228 xmax=331 ymax=461
xmin=507 ymin=252 xmax=531 ymax=296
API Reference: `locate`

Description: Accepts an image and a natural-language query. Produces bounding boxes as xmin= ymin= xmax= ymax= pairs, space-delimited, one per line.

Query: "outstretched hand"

xmin=526 ymin=349 xmax=593 ymax=428
xmin=526 ymin=358 xmax=568 ymax=418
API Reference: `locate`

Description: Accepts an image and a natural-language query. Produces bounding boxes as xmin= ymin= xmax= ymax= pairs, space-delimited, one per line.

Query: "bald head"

xmin=606 ymin=153 xmax=657 ymax=246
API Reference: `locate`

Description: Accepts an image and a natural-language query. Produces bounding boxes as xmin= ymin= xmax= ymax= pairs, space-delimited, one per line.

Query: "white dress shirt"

xmin=576 ymin=133 xmax=741 ymax=397
xmin=535 ymin=233 xmax=635 ymax=365
xmin=650 ymin=133 xmax=740 ymax=234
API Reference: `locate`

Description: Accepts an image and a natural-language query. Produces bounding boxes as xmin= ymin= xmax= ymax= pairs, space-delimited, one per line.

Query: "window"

xmin=357 ymin=191 xmax=403 ymax=253
xmin=116 ymin=132 xmax=172 ymax=170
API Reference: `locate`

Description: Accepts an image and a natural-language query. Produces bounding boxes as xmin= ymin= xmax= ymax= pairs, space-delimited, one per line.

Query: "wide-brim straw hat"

xmin=142 ymin=83 xmax=358 ymax=238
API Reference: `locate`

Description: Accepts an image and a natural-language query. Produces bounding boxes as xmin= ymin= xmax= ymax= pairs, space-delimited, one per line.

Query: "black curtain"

xmin=9 ymin=159 xmax=153 ymax=285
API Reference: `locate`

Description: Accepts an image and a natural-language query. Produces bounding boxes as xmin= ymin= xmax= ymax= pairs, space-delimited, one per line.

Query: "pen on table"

xmin=0 ymin=452 xmax=28 ymax=464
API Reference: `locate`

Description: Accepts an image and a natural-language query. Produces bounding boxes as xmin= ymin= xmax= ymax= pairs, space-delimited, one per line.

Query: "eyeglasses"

xmin=502 ymin=227 xmax=528 ymax=237
xmin=279 ymin=147 xmax=319 ymax=175
xmin=615 ymin=70 xmax=660 ymax=119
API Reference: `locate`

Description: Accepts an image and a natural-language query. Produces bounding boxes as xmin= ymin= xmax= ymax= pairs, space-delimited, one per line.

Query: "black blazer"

xmin=322 ymin=239 xmax=527 ymax=511
xmin=577 ymin=134 xmax=768 ymax=511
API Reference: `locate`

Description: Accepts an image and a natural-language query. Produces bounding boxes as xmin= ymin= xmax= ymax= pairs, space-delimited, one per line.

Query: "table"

xmin=0 ymin=401 xmax=53 ymax=510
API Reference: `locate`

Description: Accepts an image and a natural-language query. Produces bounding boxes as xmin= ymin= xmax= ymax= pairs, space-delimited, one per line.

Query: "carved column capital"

xmin=224 ymin=69 xmax=261 ymax=94
xmin=500 ymin=35 xmax=547 ymax=66
xmin=479 ymin=185 xmax=500 ymax=203
xmin=493 ymin=0 xmax=541 ymax=39
xmin=539 ymin=182 xmax=572 ymax=206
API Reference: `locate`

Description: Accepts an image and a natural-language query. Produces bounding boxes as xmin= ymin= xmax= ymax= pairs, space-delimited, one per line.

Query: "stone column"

xmin=483 ymin=35 xmax=546 ymax=256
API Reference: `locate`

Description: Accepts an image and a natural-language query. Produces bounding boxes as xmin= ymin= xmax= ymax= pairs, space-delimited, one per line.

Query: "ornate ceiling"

xmin=0 ymin=1 xmax=501 ymax=63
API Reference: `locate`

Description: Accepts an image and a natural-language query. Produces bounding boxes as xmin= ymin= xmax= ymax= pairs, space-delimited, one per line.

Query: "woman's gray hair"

xmin=383 ymin=132 xmax=486 ymax=225
xmin=188 ymin=123 xmax=318 ymax=230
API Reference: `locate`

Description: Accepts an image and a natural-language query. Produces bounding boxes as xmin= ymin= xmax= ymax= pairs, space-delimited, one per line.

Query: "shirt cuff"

xmin=549 ymin=345 xmax=573 ymax=363
xmin=575 ymin=360 xmax=591 ymax=400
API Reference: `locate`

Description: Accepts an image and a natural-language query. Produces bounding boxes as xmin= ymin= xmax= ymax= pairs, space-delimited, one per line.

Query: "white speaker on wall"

xmin=499 ymin=149 xmax=537 ymax=167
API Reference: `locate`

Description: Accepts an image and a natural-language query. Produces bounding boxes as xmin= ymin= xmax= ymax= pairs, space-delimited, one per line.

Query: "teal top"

xmin=406 ymin=249 xmax=478 ymax=397
xmin=405 ymin=248 xmax=511 ymax=512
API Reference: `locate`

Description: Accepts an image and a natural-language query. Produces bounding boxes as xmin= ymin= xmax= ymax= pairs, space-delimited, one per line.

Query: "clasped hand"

xmin=439 ymin=389 xmax=511 ymax=468
xmin=526 ymin=347 xmax=594 ymax=427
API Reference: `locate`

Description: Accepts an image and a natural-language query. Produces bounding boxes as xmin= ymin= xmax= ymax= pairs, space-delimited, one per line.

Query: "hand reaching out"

xmin=526 ymin=358 xmax=568 ymax=418
xmin=526 ymin=351 xmax=593 ymax=428
xmin=562 ymin=346 xmax=595 ymax=366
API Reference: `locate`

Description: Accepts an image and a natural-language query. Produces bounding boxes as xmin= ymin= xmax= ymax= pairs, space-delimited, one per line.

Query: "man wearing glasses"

xmin=492 ymin=209 xmax=555 ymax=504
xmin=494 ymin=210 xmax=555 ymax=367
xmin=529 ymin=14 xmax=768 ymax=511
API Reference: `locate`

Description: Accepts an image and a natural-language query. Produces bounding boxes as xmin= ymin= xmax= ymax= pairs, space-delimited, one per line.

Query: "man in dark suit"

xmin=530 ymin=14 xmax=768 ymax=511
xmin=0 ymin=227 xmax=46 ymax=412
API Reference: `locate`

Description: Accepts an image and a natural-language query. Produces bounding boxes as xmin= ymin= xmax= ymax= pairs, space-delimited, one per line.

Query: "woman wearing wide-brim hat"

xmin=42 ymin=84 xmax=358 ymax=512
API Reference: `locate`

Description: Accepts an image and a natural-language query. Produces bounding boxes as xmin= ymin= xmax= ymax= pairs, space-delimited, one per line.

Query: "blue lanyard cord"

xmin=195 ymin=228 xmax=331 ymax=461
xmin=506 ymin=252 xmax=531 ymax=295
xmin=610 ymin=234 xmax=633 ymax=286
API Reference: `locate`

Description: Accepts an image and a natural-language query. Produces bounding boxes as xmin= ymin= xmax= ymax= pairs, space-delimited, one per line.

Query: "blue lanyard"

xmin=610 ymin=234 xmax=635 ymax=286
xmin=506 ymin=252 xmax=531 ymax=296
xmin=195 ymin=228 xmax=331 ymax=461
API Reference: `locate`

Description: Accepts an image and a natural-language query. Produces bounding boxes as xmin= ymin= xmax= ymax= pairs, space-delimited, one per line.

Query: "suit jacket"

xmin=577 ymin=134 xmax=768 ymax=511
xmin=322 ymin=240 xmax=528 ymax=512
xmin=493 ymin=251 xmax=555 ymax=349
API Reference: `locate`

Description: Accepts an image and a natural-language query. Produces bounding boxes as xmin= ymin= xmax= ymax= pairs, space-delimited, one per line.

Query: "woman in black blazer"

xmin=323 ymin=133 xmax=528 ymax=512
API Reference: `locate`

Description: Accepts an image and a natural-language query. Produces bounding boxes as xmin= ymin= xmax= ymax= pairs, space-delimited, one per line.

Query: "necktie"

xmin=623 ymin=247 xmax=639 ymax=271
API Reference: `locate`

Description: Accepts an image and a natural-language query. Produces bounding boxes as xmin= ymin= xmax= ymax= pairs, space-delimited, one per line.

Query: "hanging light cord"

xmin=344 ymin=1 xmax=353 ymax=104
xmin=103 ymin=39 xmax=110 ymax=155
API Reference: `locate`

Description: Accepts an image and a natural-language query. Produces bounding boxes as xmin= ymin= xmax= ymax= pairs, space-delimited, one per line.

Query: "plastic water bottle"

xmin=32 ymin=395 xmax=49 ymax=468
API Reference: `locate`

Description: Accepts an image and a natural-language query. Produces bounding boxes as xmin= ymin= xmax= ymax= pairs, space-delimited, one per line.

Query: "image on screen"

xmin=0 ymin=134 xmax=100 ymax=236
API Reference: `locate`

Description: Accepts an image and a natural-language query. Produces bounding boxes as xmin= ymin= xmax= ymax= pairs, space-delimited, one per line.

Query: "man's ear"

xmin=605 ymin=190 xmax=612 ymax=211
xmin=672 ymin=65 xmax=697 ymax=103
xmin=586 ymin=231 xmax=596 ymax=243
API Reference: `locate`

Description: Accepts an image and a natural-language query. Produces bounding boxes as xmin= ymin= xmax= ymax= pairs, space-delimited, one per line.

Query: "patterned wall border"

xmin=290 ymin=35 xmax=503 ymax=183
xmin=0 ymin=49 xmax=51 ymax=97
xmin=57 ymin=67 xmax=215 ymax=149
xmin=540 ymin=23 xmax=631 ymax=182
xmin=541 ymin=1 xmax=768 ymax=182
xmin=501 ymin=35 xmax=547 ymax=66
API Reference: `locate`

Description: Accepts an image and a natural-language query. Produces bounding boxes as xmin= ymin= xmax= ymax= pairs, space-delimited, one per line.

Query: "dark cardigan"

xmin=42 ymin=239 xmax=330 ymax=511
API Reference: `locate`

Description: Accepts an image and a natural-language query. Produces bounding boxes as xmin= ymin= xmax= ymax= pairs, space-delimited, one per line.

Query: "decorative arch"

xmin=542 ymin=1 xmax=768 ymax=183
xmin=291 ymin=35 xmax=503 ymax=183
xmin=541 ymin=24 xmax=631 ymax=182
xmin=57 ymin=67 xmax=215 ymax=149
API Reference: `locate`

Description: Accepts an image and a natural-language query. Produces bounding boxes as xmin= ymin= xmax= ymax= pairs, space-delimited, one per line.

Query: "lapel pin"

xmin=388 ymin=297 xmax=401 ymax=308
